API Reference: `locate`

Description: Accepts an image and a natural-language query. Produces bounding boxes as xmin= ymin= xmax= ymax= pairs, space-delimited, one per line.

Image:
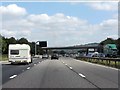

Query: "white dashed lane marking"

xmin=65 ymin=64 xmax=67 ymax=66
xmin=78 ymin=73 xmax=86 ymax=78
xmin=69 ymin=67 xmax=73 ymax=70
xmin=9 ymin=75 xmax=17 ymax=79
xmin=27 ymin=67 xmax=30 ymax=70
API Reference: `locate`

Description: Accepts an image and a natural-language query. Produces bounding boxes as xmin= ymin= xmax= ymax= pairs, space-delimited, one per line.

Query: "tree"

xmin=100 ymin=38 xmax=116 ymax=45
xmin=29 ymin=42 xmax=35 ymax=54
xmin=0 ymin=35 xmax=7 ymax=54
xmin=8 ymin=37 xmax=16 ymax=44
xmin=117 ymin=38 xmax=120 ymax=55
xmin=17 ymin=38 xmax=28 ymax=44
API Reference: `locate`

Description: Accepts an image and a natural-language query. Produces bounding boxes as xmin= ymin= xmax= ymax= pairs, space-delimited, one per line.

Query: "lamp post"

xmin=35 ymin=41 xmax=40 ymax=56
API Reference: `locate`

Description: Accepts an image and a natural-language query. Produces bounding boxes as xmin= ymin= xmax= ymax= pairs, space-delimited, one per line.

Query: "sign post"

xmin=35 ymin=41 xmax=47 ymax=56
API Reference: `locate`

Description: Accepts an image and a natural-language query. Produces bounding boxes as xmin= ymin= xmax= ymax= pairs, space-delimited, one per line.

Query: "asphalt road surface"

xmin=2 ymin=58 xmax=44 ymax=84
xmin=2 ymin=57 xmax=119 ymax=89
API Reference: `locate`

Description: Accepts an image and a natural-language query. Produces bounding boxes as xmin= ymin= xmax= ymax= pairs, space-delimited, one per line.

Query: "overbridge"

xmin=41 ymin=45 xmax=103 ymax=54
xmin=41 ymin=45 xmax=102 ymax=50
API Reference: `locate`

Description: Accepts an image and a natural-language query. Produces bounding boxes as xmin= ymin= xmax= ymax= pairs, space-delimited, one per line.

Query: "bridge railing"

xmin=76 ymin=56 xmax=120 ymax=68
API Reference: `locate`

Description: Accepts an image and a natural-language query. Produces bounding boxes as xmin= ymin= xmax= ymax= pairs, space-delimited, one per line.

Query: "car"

xmin=86 ymin=52 xmax=98 ymax=57
xmin=98 ymin=53 xmax=105 ymax=57
xmin=86 ymin=53 xmax=94 ymax=57
xmin=42 ymin=54 xmax=48 ymax=59
xmin=51 ymin=54 xmax=59 ymax=60
xmin=65 ymin=54 xmax=69 ymax=57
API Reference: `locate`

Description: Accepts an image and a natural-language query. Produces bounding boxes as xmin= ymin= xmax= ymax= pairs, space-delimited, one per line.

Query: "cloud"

xmin=0 ymin=4 xmax=27 ymax=16
xmin=0 ymin=4 xmax=27 ymax=21
xmin=1 ymin=29 xmax=16 ymax=37
xmin=107 ymin=35 xmax=118 ymax=39
xmin=113 ymin=14 xmax=118 ymax=19
xmin=87 ymin=2 xmax=118 ymax=11
xmin=100 ymin=19 xmax=118 ymax=30
xmin=1 ymin=29 xmax=31 ymax=39
xmin=1 ymin=4 xmax=118 ymax=46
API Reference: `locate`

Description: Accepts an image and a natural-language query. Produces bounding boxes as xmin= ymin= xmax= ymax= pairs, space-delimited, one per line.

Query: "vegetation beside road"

xmin=1 ymin=34 xmax=120 ymax=55
xmin=76 ymin=57 xmax=120 ymax=69
xmin=0 ymin=54 xmax=8 ymax=61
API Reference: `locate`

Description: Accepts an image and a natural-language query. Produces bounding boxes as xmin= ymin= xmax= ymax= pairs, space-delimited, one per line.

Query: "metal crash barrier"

xmin=76 ymin=57 xmax=120 ymax=68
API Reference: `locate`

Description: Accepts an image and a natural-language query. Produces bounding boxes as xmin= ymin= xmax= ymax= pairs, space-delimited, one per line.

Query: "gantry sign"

xmin=35 ymin=41 xmax=47 ymax=55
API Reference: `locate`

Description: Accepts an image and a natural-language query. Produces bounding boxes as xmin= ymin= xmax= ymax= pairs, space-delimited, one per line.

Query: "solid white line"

xmin=78 ymin=73 xmax=86 ymax=78
xmin=69 ymin=67 xmax=73 ymax=70
xmin=76 ymin=60 xmax=118 ymax=71
xmin=27 ymin=67 xmax=30 ymax=70
xmin=9 ymin=75 xmax=17 ymax=79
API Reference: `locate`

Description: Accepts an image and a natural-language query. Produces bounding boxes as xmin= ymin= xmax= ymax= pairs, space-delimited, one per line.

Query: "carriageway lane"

xmin=2 ymin=58 xmax=44 ymax=84
xmin=60 ymin=57 xmax=118 ymax=88
xmin=2 ymin=59 xmax=97 ymax=88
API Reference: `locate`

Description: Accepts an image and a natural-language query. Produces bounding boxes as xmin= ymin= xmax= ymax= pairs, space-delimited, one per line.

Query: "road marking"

xmin=9 ymin=75 xmax=17 ymax=79
xmin=63 ymin=62 xmax=65 ymax=64
xmin=69 ymin=67 xmax=73 ymax=70
xmin=78 ymin=73 xmax=86 ymax=78
xmin=34 ymin=64 xmax=36 ymax=65
xmin=27 ymin=67 xmax=30 ymax=70
xmin=76 ymin=60 xmax=118 ymax=71
xmin=39 ymin=62 xmax=41 ymax=63
xmin=65 ymin=64 xmax=67 ymax=66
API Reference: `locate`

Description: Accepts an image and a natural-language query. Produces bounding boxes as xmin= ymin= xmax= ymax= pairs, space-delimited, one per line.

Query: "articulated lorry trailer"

xmin=103 ymin=44 xmax=117 ymax=58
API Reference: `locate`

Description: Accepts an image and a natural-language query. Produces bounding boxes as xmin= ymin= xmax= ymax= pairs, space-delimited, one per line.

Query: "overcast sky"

xmin=0 ymin=1 xmax=118 ymax=47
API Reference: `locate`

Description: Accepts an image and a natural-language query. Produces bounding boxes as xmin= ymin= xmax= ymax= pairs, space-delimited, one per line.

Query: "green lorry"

xmin=103 ymin=44 xmax=117 ymax=58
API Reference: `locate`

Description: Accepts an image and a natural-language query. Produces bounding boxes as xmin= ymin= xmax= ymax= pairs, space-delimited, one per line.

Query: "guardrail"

xmin=76 ymin=57 xmax=120 ymax=68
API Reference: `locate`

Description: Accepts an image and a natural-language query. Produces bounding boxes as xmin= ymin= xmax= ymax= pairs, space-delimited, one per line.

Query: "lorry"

xmin=103 ymin=44 xmax=117 ymax=58
xmin=9 ymin=44 xmax=32 ymax=64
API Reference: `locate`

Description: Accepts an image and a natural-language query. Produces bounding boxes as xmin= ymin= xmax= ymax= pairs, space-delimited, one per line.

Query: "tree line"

xmin=0 ymin=35 xmax=120 ymax=55
xmin=0 ymin=35 xmax=44 ymax=55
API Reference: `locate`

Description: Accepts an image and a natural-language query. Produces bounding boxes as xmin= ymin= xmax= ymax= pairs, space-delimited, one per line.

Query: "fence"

xmin=76 ymin=57 xmax=120 ymax=68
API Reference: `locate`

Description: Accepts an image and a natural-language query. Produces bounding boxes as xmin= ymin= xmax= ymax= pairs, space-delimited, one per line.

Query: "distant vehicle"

xmin=59 ymin=54 xmax=62 ymax=57
xmin=86 ymin=53 xmax=94 ymax=57
xmin=98 ymin=53 xmax=105 ymax=57
xmin=86 ymin=52 xmax=99 ymax=57
xmin=9 ymin=44 xmax=32 ymax=64
xmin=51 ymin=54 xmax=59 ymax=60
xmin=65 ymin=54 xmax=69 ymax=57
xmin=42 ymin=54 xmax=48 ymax=59
xmin=92 ymin=52 xmax=99 ymax=57
xmin=33 ymin=55 xmax=41 ymax=58
xmin=103 ymin=44 xmax=117 ymax=58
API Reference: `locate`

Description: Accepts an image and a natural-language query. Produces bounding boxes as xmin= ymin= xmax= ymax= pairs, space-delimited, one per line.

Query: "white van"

xmin=9 ymin=44 xmax=32 ymax=64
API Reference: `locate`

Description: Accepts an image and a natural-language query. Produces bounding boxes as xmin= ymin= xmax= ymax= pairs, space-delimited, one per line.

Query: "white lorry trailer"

xmin=9 ymin=44 xmax=32 ymax=64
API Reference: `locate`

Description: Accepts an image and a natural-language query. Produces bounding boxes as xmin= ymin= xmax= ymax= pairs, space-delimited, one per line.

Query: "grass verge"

xmin=0 ymin=54 xmax=8 ymax=61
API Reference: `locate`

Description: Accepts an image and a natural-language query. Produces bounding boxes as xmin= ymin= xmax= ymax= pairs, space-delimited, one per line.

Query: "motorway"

xmin=1 ymin=57 xmax=119 ymax=89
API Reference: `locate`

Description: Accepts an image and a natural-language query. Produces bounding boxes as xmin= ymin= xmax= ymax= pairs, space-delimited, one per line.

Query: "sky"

xmin=0 ymin=1 xmax=118 ymax=47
